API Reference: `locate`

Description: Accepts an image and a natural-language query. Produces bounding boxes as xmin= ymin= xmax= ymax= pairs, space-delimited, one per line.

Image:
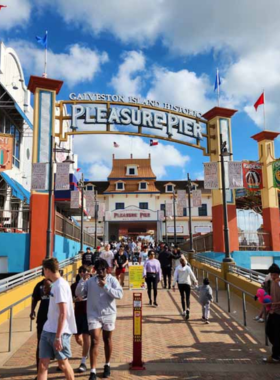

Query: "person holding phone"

xmin=76 ymin=258 xmax=123 ymax=379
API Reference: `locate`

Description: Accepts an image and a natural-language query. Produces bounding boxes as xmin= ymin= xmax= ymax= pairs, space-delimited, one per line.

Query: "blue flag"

xmin=214 ymin=69 xmax=221 ymax=91
xmin=36 ymin=31 xmax=48 ymax=49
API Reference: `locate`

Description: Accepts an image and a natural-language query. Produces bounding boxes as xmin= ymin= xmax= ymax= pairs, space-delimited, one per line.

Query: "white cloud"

xmin=0 ymin=0 xmax=31 ymax=30
xmin=147 ymin=67 xmax=214 ymax=113
xmin=9 ymin=41 xmax=108 ymax=86
xmin=110 ymin=51 xmax=145 ymax=97
xmin=73 ymin=133 xmax=190 ymax=180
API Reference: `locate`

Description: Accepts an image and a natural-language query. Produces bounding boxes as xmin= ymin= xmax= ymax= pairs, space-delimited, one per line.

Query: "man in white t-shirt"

xmin=100 ymin=244 xmax=115 ymax=273
xmin=37 ymin=258 xmax=77 ymax=380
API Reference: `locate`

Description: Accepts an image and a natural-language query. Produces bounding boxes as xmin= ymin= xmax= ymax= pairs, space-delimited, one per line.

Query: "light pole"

xmin=172 ymin=191 xmax=177 ymax=245
xmin=220 ymin=133 xmax=233 ymax=262
xmin=46 ymin=139 xmax=74 ymax=259
xmin=77 ymin=173 xmax=86 ymax=253
xmin=164 ymin=201 xmax=168 ymax=245
xmin=186 ymin=173 xmax=195 ymax=253
xmin=94 ymin=189 xmax=99 ymax=248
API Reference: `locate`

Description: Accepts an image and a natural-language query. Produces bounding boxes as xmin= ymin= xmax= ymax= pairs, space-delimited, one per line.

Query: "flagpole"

xmin=217 ymin=68 xmax=220 ymax=107
xmin=263 ymin=89 xmax=266 ymax=130
xmin=44 ymin=31 xmax=48 ymax=78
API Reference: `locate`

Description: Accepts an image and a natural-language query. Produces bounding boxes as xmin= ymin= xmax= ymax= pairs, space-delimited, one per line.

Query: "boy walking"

xmin=198 ymin=278 xmax=213 ymax=324
xmin=76 ymin=258 xmax=123 ymax=379
xmin=38 ymin=258 xmax=77 ymax=380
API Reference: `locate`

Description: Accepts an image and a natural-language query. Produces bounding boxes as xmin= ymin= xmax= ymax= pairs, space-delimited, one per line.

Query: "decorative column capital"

xmin=251 ymin=131 xmax=280 ymax=142
xmin=28 ymin=76 xmax=63 ymax=94
xmin=202 ymin=107 xmax=238 ymax=121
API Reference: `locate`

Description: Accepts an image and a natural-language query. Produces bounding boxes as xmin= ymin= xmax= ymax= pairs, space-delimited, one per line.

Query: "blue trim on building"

xmin=14 ymin=103 xmax=33 ymax=130
xmin=1 ymin=172 xmax=30 ymax=204
xmin=109 ymin=177 xmax=156 ymax=181
xmin=104 ymin=191 xmax=160 ymax=195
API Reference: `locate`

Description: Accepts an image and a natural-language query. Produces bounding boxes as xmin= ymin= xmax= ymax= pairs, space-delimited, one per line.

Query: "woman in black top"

xmin=114 ymin=246 xmax=129 ymax=287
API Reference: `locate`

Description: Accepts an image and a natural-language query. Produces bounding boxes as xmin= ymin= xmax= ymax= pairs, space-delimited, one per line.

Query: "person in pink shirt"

xmin=143 ymin=250 xmax=162 ymax=307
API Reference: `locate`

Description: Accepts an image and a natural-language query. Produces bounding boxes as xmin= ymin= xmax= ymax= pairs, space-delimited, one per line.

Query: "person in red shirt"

xmin=71 ymin=266 xmax=91 ymax=373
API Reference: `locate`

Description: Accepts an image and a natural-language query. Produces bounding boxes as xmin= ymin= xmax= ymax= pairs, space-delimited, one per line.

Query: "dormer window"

xmin=87 ymin=185 xmax=94 ymax=191
xmin=126 ymin=165 xmax=138 ymax=176
xmin=139 ymin=182 xmax=147 ymax=190
xmin=166 ymin=184 xmax=174 ymax=193
xmin=116 ymin=181 xmax=124 ymax=191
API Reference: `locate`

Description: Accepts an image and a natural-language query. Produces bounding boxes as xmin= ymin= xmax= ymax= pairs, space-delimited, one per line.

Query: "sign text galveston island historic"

xmin=69 ymin=93 xmax=204 ymax=140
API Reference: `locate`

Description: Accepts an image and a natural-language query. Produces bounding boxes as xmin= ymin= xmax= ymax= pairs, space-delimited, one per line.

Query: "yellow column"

xmin=251 ymin=131 xmax=280 ymax=251
xmin=202 ymin=107 xmax=239 ymax=253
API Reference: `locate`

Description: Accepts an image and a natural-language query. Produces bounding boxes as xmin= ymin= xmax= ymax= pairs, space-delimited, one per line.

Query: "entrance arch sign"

xmin=27 ymin=75 xmax=240 ymax=268
xmin=55 ymin=95 xmax=212 ymax=155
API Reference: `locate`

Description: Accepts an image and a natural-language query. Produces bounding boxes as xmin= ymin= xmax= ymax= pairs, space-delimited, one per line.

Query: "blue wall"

xmin=53 ymin=234 xmax=91 ymax=262
xmin=0 ymin=233 xmax=30 ymax=272
xmin=199 ymin=251 xmax=280 ymax=269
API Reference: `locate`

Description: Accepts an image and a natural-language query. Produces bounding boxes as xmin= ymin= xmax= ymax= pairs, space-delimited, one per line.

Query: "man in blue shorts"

xmin=37 ymin=258 xmax=77 ymax=380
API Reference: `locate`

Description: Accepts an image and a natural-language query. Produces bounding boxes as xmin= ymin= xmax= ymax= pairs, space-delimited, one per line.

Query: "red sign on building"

xmin=242 ymin=162 xmax=263 ymax=191
xmin=0 ymin=134 xmax=13 ymax=171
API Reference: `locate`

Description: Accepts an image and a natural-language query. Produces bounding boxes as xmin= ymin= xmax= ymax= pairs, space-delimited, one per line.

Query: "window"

xmin=87 ymin=185 xmax=93 ymax=191
xmin=116 ymin=182 xmax=124 ymax=190
xmin=126 ymin=165 xmax=138 ymax=175
xmin=160 ymin=204 xmax=165 ymax=211
xmin=139 ymin=202 xmax=148 ymax=209
xmin=139 ymin=182 xmax=147 ymax=190
xmin=183 ymin=207 xmax=187 ymax=217
xmin=115 ymin=203 xmax=125 ymax=210
xmin=166 ymin=184 xmax=174 ymax=192
xmin=198 ymin=204 xmax=208 ymax=216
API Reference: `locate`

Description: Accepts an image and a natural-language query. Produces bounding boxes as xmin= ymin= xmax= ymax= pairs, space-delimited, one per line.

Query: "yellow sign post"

xmin=128 ymin=264 xmax=145 ymax=290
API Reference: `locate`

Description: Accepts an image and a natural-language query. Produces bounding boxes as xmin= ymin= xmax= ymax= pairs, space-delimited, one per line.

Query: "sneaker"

xmin=89 ymin=373 xmax=97 ymax=380
xmin=205 ymin=320 xmax=210 ymax=324
xmin=182 ymin=311 xmax=186 ymax=316
xmin=263 ymin=356 xmax=280 ymax=363
xmin=78 ymin=363 xmax=87 ymax=373
xmin=258 ymin=318 xmax=264 ymax=323
xmin=185 ymin=310 xmax=190 ymax=320
xmin=153 ymin=302 xmax=158 ymax=307
xmin=254 ymin=316 xmax=260 ymax=321
xmin=103 ymin=364 xmax=111 ymax=378
xmin=202 ymin=316 xmax=206 ymax=320
xmin=149 ymin=299 xmax=152 ymax=306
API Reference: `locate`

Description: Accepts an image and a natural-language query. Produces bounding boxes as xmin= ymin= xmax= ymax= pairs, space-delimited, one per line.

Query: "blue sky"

xmin=1 ymin=0 xmax=280 ymax=181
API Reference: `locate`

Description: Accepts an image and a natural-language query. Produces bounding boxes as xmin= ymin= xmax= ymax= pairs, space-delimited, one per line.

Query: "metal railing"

xmin=228 ymin=263 xmax=266 ymax=284
xmin=238 ymin=231 xmax=271 ymax=251
xmin=181 ymin=232 xmax=213 ymax=252
xmin=0 ymin=209 xmax=30 ymax=233
xmin=55 ymin=212 xmax=96 ymax=247
xmin=191 ymin=265 xmax=268 ymax=346
xmin=0 ymin=253 xmax=81 ymax=293
xmin=193 ymin=254 xmax=222 ymax=270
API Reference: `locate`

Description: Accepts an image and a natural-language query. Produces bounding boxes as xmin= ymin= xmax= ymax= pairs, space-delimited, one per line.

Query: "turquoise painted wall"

xmin=199 ymin=251 xmax=280 ymax=269
xmin=0 ymin=233 xmax=30 ymax=272
xmin=53 ymin=235 xmax=92 ymax=262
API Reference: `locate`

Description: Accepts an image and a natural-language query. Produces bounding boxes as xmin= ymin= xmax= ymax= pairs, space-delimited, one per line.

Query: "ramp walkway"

xmin=0 ymin=281 xmax=279 ymax=380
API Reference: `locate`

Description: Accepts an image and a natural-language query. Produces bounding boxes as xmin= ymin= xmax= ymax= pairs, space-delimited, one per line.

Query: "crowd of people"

xmin=32 ymin=239 xmax=250 ymax=380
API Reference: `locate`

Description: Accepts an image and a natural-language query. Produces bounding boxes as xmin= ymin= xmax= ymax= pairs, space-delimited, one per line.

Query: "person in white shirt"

xmin=172 ymin=257 xmax=197 ymax=320
xmin=139 ymin=245 xmax=149 ymax=265
xmin=100 ymin=244 xmax=115 ymax=273
xmin=38 ymin=258 xmax=77 ymax=380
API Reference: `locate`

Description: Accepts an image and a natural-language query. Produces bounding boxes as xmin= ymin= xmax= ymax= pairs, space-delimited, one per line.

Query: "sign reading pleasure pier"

xmin=55 ymin=93 xmax=210 ymax=155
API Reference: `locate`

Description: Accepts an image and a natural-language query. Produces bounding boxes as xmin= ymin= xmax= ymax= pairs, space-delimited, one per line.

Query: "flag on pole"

xmin=214 ymin=69 xmax=221 ymax=91
xmin=36 ymin=31 xmax=48 ymax=49
xmin=150 ymin=139 xmax=158 ymax=146
xmin=0 ymin=5 xmax=7 ymax=10
xmin=254 ymin=92 xmax=265 ymax=111
xmin=36 ymin=31 xmax=48 ymax=77
xmin=113 ymin=142 xmax=119 ymax=148
xmin=76 ymin=168 xmax=81 ymax=172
